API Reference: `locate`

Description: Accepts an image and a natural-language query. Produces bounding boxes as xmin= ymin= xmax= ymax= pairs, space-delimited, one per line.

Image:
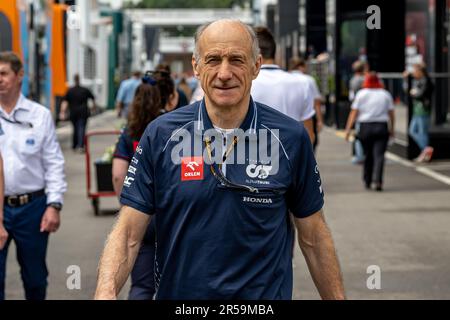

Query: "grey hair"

xmin=193 ymin=19 xmax=260 ymax=64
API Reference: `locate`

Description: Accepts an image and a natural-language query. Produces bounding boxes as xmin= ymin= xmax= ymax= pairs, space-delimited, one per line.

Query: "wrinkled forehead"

xmin=198 ymin=21 xmax=252 ymax=57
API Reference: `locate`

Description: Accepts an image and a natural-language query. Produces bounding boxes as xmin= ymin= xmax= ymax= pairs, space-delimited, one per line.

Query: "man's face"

xmin=192 ymin=22 xmax=261 ymax=110
xmin=0 ymin=62 xmax=23 ymax=97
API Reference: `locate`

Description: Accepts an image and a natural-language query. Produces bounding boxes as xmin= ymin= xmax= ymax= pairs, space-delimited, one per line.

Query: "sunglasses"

xmin=142 ymin=70 xmax=171 ymax=85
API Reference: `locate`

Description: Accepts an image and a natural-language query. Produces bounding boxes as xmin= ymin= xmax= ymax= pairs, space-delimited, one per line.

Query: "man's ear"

xmin=192 ymin=56 xmax=200 ymax=78
xmin=252 ymin=54 xmax=262 ymax=80
xmin=18 ymin=68 xmax=25 ymax=83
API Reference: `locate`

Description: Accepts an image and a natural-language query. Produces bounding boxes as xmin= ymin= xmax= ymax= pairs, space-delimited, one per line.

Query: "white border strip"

xmin=385 ymin=152 xmax=450 ymax=186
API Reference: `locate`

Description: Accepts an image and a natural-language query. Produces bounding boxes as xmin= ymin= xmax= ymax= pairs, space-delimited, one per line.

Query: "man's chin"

xmin=210 ymin=98 xmax=239 ymax=109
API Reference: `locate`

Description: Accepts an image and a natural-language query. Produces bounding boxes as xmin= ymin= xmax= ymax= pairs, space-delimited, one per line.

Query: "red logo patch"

xmin=133 ymin=141 xmax=139 ymax=152
xmin=181 ymin=156 xmax=204 ymax=181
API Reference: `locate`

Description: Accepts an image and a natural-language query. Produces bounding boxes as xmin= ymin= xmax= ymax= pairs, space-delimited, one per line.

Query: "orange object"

xmin=50 ymin=4 xmax=68 ymax=97
xmin=0 ymin=0 xmax=22 ymax=58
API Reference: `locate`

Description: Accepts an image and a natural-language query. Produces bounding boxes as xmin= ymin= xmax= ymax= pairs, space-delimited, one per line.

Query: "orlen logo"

xmin=242 ymin=196 xmax=273 ymax=204
xmin=246 ymin=164 xmax=272 ymax=179
xmin=181 ymin=156 xmax=204 ymax=181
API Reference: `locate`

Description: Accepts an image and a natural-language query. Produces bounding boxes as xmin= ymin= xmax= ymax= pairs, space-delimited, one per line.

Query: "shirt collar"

xmin=0 ymin=94 xmax=29 ymax=116
xmin=260 ymin=64 xmax=282 ymax=70
xmin=195 ymin=97 xmax=259 ymax=136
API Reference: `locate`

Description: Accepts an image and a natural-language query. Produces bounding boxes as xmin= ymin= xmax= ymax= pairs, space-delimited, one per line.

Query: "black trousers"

xmin=71 ymin=117 xmax=88 ymax=149
xmin=358 ymin=122 xmax=389 ymax=186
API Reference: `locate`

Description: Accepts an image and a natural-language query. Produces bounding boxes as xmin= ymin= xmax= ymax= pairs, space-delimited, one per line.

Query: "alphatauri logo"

xmin=246 ymin=164 xmax=273 ymax=179
xmin=242 ymin=196 xmax=273 ymax=204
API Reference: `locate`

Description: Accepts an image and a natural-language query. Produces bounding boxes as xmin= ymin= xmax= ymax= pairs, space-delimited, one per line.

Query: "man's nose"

xmin=217 ymin=61 xmax=233 ymax=81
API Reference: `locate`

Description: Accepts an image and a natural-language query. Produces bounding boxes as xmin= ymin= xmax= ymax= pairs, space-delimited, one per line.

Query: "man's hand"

xmin=317 ymin=120 xmax=324 ymax=133
xmin=344 ymin=130 xmax=352 ymax=142
xmin=0 ymin=222 xmax=8 ymax=250
xmin=40 ymin=207 xmax=61 ymax=233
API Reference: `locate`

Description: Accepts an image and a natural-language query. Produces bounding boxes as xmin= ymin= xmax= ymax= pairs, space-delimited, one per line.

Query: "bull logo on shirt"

xmin=246 ymin=164 xmax=273 ymax=179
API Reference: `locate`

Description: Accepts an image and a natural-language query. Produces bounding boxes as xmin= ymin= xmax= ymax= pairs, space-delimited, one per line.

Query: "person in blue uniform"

xmin=95 ymin=19 xmax=345 ymax=300
xmin=112 ymin=73 xmax=165 ymax=300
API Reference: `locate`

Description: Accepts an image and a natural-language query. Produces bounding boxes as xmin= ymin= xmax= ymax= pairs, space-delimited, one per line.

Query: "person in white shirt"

xmin=344 ymin=72 xmax=395 ymax=191
xmin=0 ymin=52 xmax=67 ymax=300
xmin=251 ymin=27 xmax=315 ymax=143
xmin=289 ymin=56 xmax=324 ymax=151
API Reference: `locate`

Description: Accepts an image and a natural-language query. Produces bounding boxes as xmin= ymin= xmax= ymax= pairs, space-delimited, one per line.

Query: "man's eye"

xmin=206 ymin=58 xmax=220 ymax=63
xmin=231 ymin=58 xmax=244 ymax=64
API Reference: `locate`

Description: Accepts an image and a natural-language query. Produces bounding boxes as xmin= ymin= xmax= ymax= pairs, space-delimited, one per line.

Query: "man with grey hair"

xmin=95 ymin=19 xmax=345 ymax=300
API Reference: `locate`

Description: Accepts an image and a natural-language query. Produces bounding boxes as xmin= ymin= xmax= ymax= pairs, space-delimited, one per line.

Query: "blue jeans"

xmin=71 ymin=118 xmax=88 ymax=149
xmin=409 ymin=115 xmax=430 ymax=151
xmin=0 ymin=195 xmax=49 ymax=300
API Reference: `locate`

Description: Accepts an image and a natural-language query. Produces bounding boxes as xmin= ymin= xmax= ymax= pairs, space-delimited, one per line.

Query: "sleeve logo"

xmin=181 ymin=156 xmax=204 ymax=181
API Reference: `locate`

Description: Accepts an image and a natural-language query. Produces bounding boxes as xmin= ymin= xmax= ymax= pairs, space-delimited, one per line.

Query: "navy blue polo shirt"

xmin=120 ymin=98 xmax=324 ymax=299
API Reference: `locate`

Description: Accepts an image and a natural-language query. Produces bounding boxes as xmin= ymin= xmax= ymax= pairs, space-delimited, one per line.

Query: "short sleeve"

xmin=119 ymin=127 xmax=155 ymax=215
xmin=299 ymin=86 xmax=316 ymax=121
xmin=116 ymin=82 xmax=125 ymax=103
xmin=113 ymin=129 xmax=133 ymax=162
xmin=310 ymin=78 xmax=322 ymax=100
xmin=287 ymin=128 xmax=324 ymax=218
xmin=386 ymin=91 xmax=394 ymax=110
xmin=351 ymin=91 xmax=362 ymax=110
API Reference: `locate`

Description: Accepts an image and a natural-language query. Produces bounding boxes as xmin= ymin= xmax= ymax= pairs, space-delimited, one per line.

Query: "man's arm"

xmin=388 ymin=109 xmax=395 ymax=137
xmin=95 ymin=205 xmax=151 ymax=299
xmin=59 ymin=100 xmax=68 ymax=121
xmin=302 ymin=118 xmax=315 ymax=144
xmin=112 ymin=158 xmax=129 ymax=196
xmin=314 ymin=99 xmax=324 ymax=132
xmin=0 ymin=153 xmax=8 ymax=250
xmin=294 ymin=210 xmax=345 ymax=300
xmin=344 ymin=109 xmax=359 ymax=141
xmin=41 ymin=112 xmax=67 ymax=233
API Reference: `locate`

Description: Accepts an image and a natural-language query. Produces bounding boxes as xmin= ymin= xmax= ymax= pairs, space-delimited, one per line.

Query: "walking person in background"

xmin=112 ymin=73 xmax=165 ymax=300
xmin=345 ymin=72 xmax=395 ymax=191
xmin=60 ymin=74 xmax=96 ymax=152
xmin=178 ymin=77 xmax=193 ymax=102
xmin=0 ymin=52 xmax=66 ymax=300
xmin=289 ymin=56 xmax=324 ymax=152
xmin=404 ymin=63 xmax=434 ymax=162
xmin=349 ymin=60 xmax=368 ymax=164
xmin=251 ymin=27 xmax=316 ymax=143
xmin=115 ymin=71 xmax=142 ymax=119
xmin=155 ymin=64 xmax=185 ymax=109
xmin=153 ymin=68 xmax=180 ymax=112
xmin=349 ymin=60 xmax=367 ymax=101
